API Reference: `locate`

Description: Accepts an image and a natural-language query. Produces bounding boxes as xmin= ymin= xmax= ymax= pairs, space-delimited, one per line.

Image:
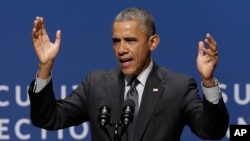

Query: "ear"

xmin=148 ymin=34 xmax=160 ymax=51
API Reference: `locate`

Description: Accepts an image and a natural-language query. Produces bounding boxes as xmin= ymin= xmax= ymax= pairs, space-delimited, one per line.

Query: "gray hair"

xmin=113 ymin=7 xmax=156 ymax=37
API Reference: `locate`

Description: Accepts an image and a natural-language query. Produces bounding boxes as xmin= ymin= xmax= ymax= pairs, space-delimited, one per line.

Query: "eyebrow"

xmin=112 ymin=37 xmax=138 ymax=41
xmin=112 ymin=38 xmax=120 ymax=42
xmin=124 ymin=37 xmax=138 ymax=41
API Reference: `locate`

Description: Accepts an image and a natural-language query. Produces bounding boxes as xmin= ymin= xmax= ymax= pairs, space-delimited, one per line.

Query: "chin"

xmin=121 ymin=68 xmax=136 ymax=76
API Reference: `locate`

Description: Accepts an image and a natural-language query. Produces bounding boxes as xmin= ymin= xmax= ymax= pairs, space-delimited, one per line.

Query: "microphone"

xmin=120 ymin=99 xmax=135 ymax=137
xmin=98 ymin=100 xmax=112 ymax=141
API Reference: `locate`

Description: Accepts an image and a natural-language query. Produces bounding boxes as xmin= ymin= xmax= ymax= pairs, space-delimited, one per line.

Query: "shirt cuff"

xmin=201 ymin=78 xmax=221 ymax=104
xmin=33 ymin=72 xmax=52 ymax=93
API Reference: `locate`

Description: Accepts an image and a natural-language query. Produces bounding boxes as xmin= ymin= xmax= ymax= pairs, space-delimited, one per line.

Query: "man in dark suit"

xmin=29 ymin=7 xmax=229 ymax=141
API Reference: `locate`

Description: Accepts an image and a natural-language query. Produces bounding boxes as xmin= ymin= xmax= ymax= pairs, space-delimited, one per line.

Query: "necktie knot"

xmin=126 ymin=77 xmax=139 ymax=101
xmin=128 ymin=77 xmax=140 ymax=88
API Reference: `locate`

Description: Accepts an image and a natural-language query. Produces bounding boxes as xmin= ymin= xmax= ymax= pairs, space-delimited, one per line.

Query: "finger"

xmin=198 ymin=41 xmax=204 ymax=57
xmin=32 ymin=17 xmax=40 ymax=41
xmin=206 ymin=33 xmax=216 ymax=46
xmin=205 ymin=38 xmax=217 ymax=51
xmin=205 ymin=33 xmax=217 ymax=51
xmin=32 ymin=28 xmax=37 ymax=42
xmin=201 ymin=50 xmax=218 ymax=65
xmin=54 ymin=30 xmax=61 ymax=46
xmin=40 ymin=17 xmax=48 ymax=36
xmin=202 ymin=48 xmax=213 ymax=56
xmin=36 ymin=17 xmax=43 ymax=36
xmin=202 ymin=48 xmax=219 ymax=65
xmin=205 ymin=33 xmax=219 ymax=56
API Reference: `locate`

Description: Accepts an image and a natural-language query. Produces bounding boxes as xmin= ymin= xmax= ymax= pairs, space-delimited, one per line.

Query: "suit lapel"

xmin=105 ymin=68 xmax=125 ymax=124
xmin=106 ymin=69 xmax=130 ymax=141
xmin=134 ymin=64 xmax=165 ymax=141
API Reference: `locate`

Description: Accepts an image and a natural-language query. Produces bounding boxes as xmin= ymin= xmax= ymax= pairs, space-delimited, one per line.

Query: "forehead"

xmin=112 ymin=21 xmax=145 ymax=37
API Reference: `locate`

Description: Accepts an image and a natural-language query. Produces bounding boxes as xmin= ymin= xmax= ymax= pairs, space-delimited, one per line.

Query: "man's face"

xmin=112 ymin=21 xmax=154 ymax=76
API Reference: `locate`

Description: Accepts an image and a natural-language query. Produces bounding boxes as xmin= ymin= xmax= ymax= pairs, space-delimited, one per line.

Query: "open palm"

xmin=32 ymin=17 xmax=61 ymax=65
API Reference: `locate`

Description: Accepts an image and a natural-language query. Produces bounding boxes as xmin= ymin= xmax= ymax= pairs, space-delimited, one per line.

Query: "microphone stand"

xmin=114 ymin=123 xmax=120 ymax=141
xmin=112 ymin=120 xmax=129 ymax=141
xmin=99 ymin=99 xmax=135 ymax=141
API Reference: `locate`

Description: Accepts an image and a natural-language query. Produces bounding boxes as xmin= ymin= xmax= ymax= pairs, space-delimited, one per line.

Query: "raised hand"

xmin=196 ymin=33 xmax=218 ymax=87
xmin=32 ymin=16 xmax=61 ymax=79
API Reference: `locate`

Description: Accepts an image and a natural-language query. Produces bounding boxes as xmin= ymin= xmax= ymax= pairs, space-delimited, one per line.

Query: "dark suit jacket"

xmin=29 ymin=63 xmax=229 ymax=141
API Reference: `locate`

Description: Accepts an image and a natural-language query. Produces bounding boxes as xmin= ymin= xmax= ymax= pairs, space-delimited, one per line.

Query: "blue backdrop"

xmin=1 ymin=0 xmax=250 ymax=140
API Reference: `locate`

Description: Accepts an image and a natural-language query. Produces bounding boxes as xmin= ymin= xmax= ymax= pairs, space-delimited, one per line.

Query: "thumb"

xmin=54 ymin=30 xmax=61 ymax=46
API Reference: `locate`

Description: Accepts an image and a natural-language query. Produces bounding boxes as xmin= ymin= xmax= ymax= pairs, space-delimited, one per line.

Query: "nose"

xmin=118 ymin=41 xmax=128 ymax=55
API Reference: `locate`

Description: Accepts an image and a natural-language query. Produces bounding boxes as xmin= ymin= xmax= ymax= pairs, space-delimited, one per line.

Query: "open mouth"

xmin=119 ymin=58 xmax=133 ymax=67
xmin=120 ymin=58 xmax=133 ymax=63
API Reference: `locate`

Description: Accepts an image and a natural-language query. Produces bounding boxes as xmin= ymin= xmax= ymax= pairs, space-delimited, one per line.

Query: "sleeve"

xmin=33 ymin=76 xmax=52 ymax=93
xmin=201 ymin=78 xmax=221 ymax=104
xmin=28 ymin=75 xmax=89 ymax=130
xmin=32 ymin=72 xmax=52 ymax=93
xmin=183 ymin=77 xmax=229 ymax=140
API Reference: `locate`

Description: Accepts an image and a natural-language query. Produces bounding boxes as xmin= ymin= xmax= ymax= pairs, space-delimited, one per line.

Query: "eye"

xmin=125 ymin=37 xmax=137 ymax=42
